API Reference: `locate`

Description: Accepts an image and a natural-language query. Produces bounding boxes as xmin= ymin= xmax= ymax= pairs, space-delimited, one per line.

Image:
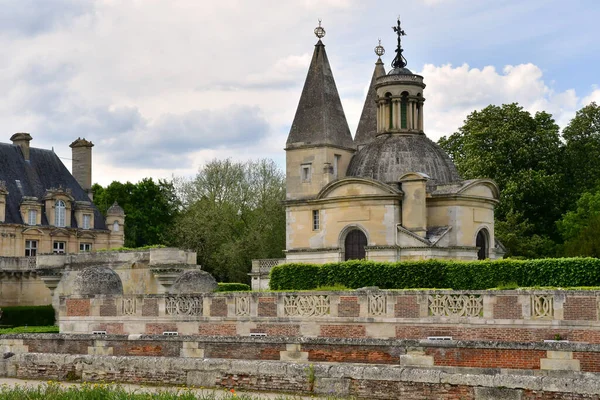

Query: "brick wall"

xmin=66 ymin=299 xmax=90 ymax=316
xmin=564 ymin=297 xmax=597 ymax=321
xmin=493 ymin=295 xmax=521 ymax=319
xmin=338 ymin=296 xmax=359 ymax=317
xmin=141 ymin=298 xmax=158 ymax=316
xmin=99 ymin=299 xmax=117 ymax=317
xmin=257 ymin=297 xmax=277 ymax=317
xmin=198 ymin=323 xmax=236 ymax=336
xmin=210 ymin=298 xmax=227 ymax=317
xmin=426 ymin=348 xmax=546 ymax=369
xmin=320 ymin=325 xmax=366 ymax=338
xmin=394 ymin=295 xmax=420 ymax=318
xmin=145 ymin=323 xmax=177 ymax=335
xmin=251 ymin=324 xmax=300 ymax=337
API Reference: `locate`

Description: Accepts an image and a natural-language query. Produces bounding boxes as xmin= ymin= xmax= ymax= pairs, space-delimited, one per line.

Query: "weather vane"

xmin=391 ymin=17 xmax=407 ymax=69
xmin=314 ymin=19 xmax=326 ymax=39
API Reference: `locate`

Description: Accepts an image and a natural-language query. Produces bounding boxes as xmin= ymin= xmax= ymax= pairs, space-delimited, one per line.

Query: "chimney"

xmin=69 ymin=137 xmax=94 ymax=200
xmin=10 ymin=133 xmax=32 ymax=161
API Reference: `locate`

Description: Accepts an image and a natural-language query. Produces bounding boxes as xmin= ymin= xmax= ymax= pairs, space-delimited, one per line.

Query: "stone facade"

xmin=0 ymin=134 xmax=124 ymax=260
xmin=281 ymin=22 xmax=503 ymax=266
xmin=0 ymin=247 xmax=198 ymax=306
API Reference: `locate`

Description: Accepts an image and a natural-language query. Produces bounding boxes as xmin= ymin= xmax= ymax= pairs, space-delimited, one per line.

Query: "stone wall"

xmin=2 ymin=334 xmax=600 ymax=373
xmin=59 ymin=289 xmax=600 ymax=344
xmin=3 ymin=350 xmax=600 ymax=399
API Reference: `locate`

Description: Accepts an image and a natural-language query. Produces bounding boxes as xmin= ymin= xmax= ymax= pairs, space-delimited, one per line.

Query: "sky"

xmin=1 ymin=0 xmax=599 ymax=186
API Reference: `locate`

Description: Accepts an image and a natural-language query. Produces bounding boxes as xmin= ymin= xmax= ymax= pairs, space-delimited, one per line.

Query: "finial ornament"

xmin=374 ymin=38 xmax=385 ymax=57
xmin=314 ymin=19 xmax=326 ymax=39
xmin=391 ymin=17 xmax=408 ymax=69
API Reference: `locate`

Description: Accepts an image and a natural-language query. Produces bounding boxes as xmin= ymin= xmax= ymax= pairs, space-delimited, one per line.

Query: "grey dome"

xmin=170 ymin=270 xmax=218 ymax=294
xmin=347 ymin=134 xmax=461 ymax=185
xmin=388 ymin=67 xmax=413 ymax=75
xmin=106 ymin=201 xmax=124 ymax=216
xmin=72 ymin=266 xmax=123 ymax=295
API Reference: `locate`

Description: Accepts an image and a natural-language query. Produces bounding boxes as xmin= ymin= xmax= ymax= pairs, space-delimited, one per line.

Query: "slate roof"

xmin=286 ymin=40 xmax=354 ymax=150
xmin=354 ymin=58 xmax=386 ymax=148
xmin=347 ymin=134 xmax=462 ymax=186
xmin=0 ymin=142 xmax=107 ymax=230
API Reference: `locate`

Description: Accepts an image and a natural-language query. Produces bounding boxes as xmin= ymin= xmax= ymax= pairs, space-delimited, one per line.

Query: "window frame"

xmin=25 ymin=240 xmax=37 ymax=257
xmin=55 ymin=200 xmax=66 ymax=227
xmin=301 ymin=163 xmax=312 ymax=183
xmin=53 ymin=241 xmax=66 ymax=254
xmin=27 ymin=209 xmax=37 ymax=225
xmin=82 ymin=213 xmax=91 ymax=229
xmin=312 ymin=209 xmax=320 ymax=231
xmin=80 ymin=242 xmax=92 ymax=252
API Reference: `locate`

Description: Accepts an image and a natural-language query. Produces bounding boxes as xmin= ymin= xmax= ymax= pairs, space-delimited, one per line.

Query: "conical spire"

xmin=286 ymin=23 xmax=353 ymax=150
xmin=355 ymin=43 xmax=387 ymax=147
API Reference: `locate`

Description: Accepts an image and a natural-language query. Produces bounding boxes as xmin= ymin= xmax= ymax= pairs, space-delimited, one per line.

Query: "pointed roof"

xmin=286 ymin=40 xmax=353 ymax=150
xmin=354 ymin=58 xmax=386 ymax=147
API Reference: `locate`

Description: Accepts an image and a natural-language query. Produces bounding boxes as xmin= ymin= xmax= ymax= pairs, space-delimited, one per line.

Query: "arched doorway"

xmin=476 ymin=229 xmax=489 ymax=260
xmin=344 ymin=229 xmax=367 ymax=261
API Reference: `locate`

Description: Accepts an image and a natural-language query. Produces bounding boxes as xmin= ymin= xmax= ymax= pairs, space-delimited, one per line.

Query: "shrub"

xmin=269 ymin=258 xmax=600 ymax=290
xmin=216 ymin=283 xmax=251 ymax=292
xmin=0 ymin=305 xmax=55 ymax=327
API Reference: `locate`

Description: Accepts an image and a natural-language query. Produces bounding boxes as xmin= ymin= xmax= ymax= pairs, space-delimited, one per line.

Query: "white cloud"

xmin=582 ymin=86 xmax=600 ymax=106
xmin=419 ymin=63 xmax=582 ymax=140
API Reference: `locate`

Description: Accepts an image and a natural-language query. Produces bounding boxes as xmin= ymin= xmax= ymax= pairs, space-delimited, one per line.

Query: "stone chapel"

xmin=284 ymin=20 xmax=503 ymax=264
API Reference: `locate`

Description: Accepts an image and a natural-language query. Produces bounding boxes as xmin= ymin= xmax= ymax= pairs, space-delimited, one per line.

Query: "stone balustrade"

xmin=59 ymin=289 xmax=600 ymax=342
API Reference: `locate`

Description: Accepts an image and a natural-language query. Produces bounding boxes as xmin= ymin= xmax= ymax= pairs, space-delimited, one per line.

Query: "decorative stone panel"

xmin=428 ymin=294 xmax=483 ymax=318
xmin=368 ymin=294 xmax=386 ymax=316
xmin=532 ymin=295 xmax=554 ymax=319
xmin=121 ymin=297 xmax=137 ymax=316
xmin=165 ymin=296 xmax=203 ymax=316
xmin=235 ymin=296 xmax=250 ymax=316
xmin=283 ymin=295 xmax=330 ymax=317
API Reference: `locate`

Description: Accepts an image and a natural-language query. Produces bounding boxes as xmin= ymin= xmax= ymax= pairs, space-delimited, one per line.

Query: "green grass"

xmin=0 ymin=382 xmax=353 ymax=399
xmin=0 ymin=326 xmax=59 ymax=334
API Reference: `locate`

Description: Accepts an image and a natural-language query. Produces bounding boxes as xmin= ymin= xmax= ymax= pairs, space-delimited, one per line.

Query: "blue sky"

xmin=0 ymin=0 xmax=598 ymax=185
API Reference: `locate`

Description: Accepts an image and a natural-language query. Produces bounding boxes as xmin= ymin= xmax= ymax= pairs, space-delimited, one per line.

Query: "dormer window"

xmin=27 ymin=209 xmax=37 ymax=225
xmin=82 ymin=214 xmax=91 ymax=229
xmin=55 ymin=200 xmax=66 ymax=227
xmin=113 ymin=220 xmax=120 ymax=232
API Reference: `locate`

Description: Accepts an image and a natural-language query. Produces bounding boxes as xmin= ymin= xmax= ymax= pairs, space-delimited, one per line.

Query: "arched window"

xmin=113 ymin=221 xmax=120 ymax=232
xmin=344 ymin=229 xmax=367 ymax=261
xmin=55 ymin=200 xmax=66 ymax=227
xmin=400 ymin=92 xmax=409 ymax=129
xmin=476 ymin=229 xmax=489 ymax=260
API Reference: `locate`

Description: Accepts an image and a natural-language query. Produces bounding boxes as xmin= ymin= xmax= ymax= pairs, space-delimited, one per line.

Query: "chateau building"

xmin=284 ymin=20 xmax=503 ymax=263
xmin=0 ymin=133 xmax=124 ymax=257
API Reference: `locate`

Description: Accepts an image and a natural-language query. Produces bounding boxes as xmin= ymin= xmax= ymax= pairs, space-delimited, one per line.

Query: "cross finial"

xmin=391 ymin=17 xmax=407 ymax=69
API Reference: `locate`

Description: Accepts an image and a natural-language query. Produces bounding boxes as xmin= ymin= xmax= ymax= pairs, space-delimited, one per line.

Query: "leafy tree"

xmin=562 ymin=102 xmax=600 ymax=202
xmin=170 ymin=159 xmax=285 ymax=283
xmin=438 ymin=103 xmax=563 ymax=256
xmin=92 ymin=178 xmax=180 ymax=248
xmin=557 ymin=189 xmax=600 ymax=257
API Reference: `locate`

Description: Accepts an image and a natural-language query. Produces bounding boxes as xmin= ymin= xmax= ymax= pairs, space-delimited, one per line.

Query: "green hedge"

xmin=269 ymin=258 xmax=600 ymax=290
xmin=0 ymin=305 xmax=55 ymax=327
xmin=216 ymin=283 xmax=251 ymax=292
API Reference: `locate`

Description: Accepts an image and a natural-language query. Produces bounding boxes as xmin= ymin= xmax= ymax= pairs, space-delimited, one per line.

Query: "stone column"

xmin=393 ymin=99 xmax=399 ymax=130
xmin=419 ymin=102 xmax=424 ymax=131
xmin=412 ymin=101 xmax=417 ymax=131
